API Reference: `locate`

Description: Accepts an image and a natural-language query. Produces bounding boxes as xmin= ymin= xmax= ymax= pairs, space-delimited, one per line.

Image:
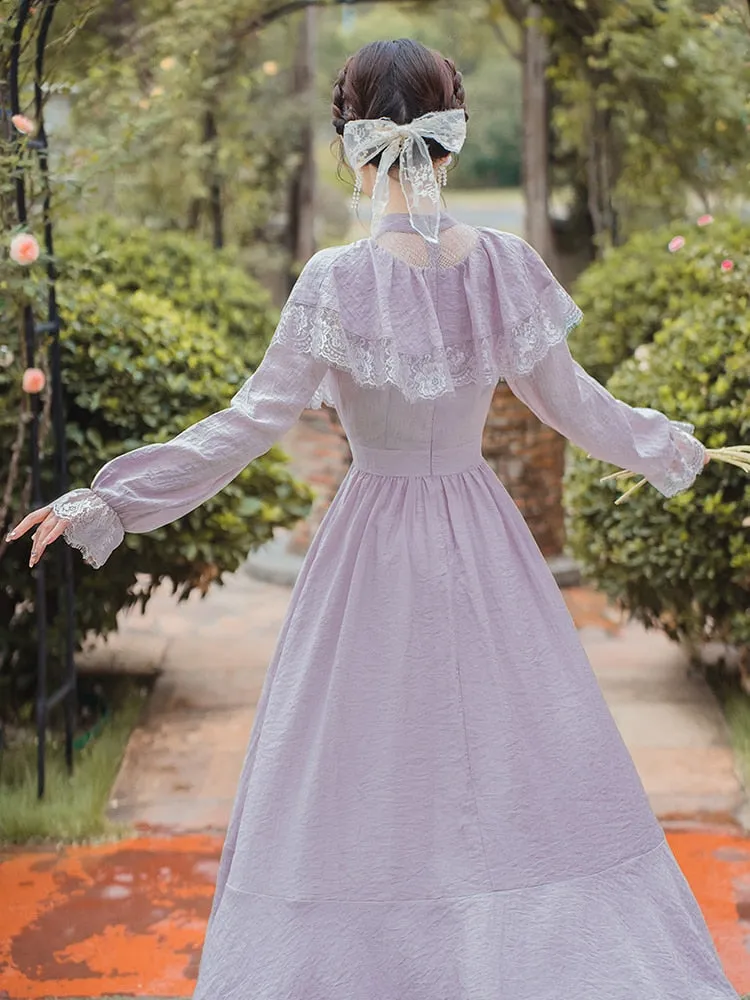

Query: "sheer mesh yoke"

xmin=374 ymin=223 xmax=480 ymax=269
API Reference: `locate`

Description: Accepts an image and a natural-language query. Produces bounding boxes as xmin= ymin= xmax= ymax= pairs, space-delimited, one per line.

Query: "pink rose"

xmin=11 ymin=114 xmax=36 ymax=136
xmin=22 ymin=368 xmax=46 ymax=393
xmin=668 ymin=236 xmax=685 ymax=253
xmin=10 ymin=232 xmax=40 ymax=266
xmin=721 ymin=259 xmax=734 ymax=272
xmin=697 ymin=214 xmax=714 ymax=226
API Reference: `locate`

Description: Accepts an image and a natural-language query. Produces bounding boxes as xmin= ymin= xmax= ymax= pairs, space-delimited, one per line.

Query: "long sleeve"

xmin=486 ymin=229 xmax=706 ymax=500
xmin=503 ymin=338 xmax=706 ymax=498
xmin=51 ymin=336 xmax=328 ymax=568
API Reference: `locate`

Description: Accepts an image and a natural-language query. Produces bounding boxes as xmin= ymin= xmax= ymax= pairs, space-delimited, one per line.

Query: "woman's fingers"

xmin=4 ymin=507 xmax=70 ymax=567
xmin=5 ymin=505 xmax=51 ymax=542
xmin=29 ymin=515 xmax=69 ymax=567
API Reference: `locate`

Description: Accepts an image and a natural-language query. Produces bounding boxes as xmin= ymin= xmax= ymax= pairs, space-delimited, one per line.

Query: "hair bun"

xmin=331 ymin=40 xmax=469 ymax=163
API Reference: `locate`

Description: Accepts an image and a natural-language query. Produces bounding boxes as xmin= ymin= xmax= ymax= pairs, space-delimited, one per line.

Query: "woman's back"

xmin=331 ymin=218 xmax=496 ymax=470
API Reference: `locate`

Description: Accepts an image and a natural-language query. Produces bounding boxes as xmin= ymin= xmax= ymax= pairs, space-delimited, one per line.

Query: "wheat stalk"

xmin=600 ymin=445 xmax=750 ymax=505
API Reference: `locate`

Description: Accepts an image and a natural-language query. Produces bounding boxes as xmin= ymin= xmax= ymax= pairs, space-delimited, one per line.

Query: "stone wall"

xmin=482 ymin=384 xmax=566 ymax=558
xmin=278 ymin=408 xmax=351 ymax=556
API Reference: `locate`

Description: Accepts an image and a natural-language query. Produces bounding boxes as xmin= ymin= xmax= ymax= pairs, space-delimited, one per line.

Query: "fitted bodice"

xmin=325 ymin=210 xmax=497 ymax=478
xmin=331 ymin=370 xmax=496 ymax=476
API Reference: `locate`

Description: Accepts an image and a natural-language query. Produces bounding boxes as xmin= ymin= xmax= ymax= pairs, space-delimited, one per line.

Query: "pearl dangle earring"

xmin=437 ymin=156 xmax=451 ymax=189
xmin=351 ymin=171 xmax=363 ymax=212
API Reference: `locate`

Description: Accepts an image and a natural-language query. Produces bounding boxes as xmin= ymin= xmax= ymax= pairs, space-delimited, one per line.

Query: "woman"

xmin=8 ymin=38 xmax=735 ymax=999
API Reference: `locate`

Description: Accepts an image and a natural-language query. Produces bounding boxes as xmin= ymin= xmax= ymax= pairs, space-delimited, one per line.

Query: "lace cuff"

xmin=643 ymin=419 xmax=707 ymax=498
xmin=51 ymin=488 xmax=125 ymax=569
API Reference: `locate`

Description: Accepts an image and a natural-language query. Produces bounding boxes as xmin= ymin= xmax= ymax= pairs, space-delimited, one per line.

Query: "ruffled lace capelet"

xmin=272 ymin=215 xmax=584 ymax=410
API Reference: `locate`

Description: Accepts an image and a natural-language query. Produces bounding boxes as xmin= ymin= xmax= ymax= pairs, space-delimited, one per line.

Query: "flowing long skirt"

xmin=193 ymin=457 xmax=738 ymax=999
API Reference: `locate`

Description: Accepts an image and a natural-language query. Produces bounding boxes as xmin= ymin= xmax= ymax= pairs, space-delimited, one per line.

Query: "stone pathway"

xmin=87 ymin=572 xmax=291 ymax=833
xmin=584 ymin=619 xmax=744 ymax=822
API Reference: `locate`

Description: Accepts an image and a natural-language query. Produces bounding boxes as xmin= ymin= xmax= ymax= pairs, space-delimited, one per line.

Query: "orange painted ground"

xmin=0 ymin=835 xmax=220 ymax=999
xmin=1 ymin=828 xmax=750 ymax=998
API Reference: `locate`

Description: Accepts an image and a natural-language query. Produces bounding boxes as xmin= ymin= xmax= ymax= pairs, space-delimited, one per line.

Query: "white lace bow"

xmin=343 ymin=110 xmax=467 ymax=244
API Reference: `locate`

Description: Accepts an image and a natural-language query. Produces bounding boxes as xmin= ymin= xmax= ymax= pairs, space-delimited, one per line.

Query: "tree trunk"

xmin=522 ymin=2 xmax=555 ymax=265
xmin=205 ymin=110 xmax=224 ymax=250
xmin=186 ymin=108 xmax=224 ymax=247
xmin=287 ymin=7 xmax=317 ymax=292
xmin=491 ymin=1 xmax=567 ymax=559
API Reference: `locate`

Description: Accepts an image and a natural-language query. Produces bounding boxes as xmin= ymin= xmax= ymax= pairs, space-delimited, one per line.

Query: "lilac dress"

xmin=52 ymin=213 xmax=737 ymax=999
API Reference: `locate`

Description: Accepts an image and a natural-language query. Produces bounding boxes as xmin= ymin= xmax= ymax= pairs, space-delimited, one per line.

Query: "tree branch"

xmin=244 ymin=0 xmax=428 ymax=36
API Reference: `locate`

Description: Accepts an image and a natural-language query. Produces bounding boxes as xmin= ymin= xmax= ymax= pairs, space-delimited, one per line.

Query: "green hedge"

xmin=1 ymin=225 xmax=312 ymax=721
xmin=568 ymin=216 xmax=748 ymax=384
xmin=58 ymin=215 xmax=279 ymax=368
xmin=564 ymin=282 xmax=750 ymax=652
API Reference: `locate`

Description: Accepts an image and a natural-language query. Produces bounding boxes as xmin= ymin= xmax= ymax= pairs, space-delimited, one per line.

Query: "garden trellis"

xmin=7 ymin=0 xmax=76 ymax=799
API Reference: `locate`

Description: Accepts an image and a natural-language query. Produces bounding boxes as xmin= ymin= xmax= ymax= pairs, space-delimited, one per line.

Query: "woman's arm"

xmin=8 ymin=336 xmax=328 ymax=569
xmin=484 ymin=230 xmax=707 ymax=498
xmin=503 ymin=338 xmax=707 ymax=498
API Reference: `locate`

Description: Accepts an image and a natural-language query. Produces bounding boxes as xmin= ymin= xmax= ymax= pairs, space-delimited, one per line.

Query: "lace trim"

xmin=278 ymin=286 xmax=583 ymax=410
xmin=496 ymin=282 xmax=583 ymax=378
xmin=659 ymin=422 xmax=707 ymax=498
xmin=51 ymin=487 xmax=125 ymax=569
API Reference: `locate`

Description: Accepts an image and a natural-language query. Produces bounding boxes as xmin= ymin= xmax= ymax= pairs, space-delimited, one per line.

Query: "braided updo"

xmin=331 ymin=39 xmax=469 ymax=166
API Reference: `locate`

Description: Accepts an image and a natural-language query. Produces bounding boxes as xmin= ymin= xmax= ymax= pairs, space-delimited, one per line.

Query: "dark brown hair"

xmin=331 ymin=39 xmax=469 ymax=166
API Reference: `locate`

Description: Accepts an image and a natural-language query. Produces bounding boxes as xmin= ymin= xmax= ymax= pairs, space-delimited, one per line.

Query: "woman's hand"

xmin=704 ymin=452 xmax=711 ymax=467
xmin=5 ymin=506 xmax=71 ymax=567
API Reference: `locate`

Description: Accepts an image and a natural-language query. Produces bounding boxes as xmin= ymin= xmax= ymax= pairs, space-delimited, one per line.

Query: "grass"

xmin=723 ymin=690 xmax=750 ymax=791
xmin=709 ymin=671 xmax=750 ymax=792
xmin=0 ymin=677 xmax=148 ymax=844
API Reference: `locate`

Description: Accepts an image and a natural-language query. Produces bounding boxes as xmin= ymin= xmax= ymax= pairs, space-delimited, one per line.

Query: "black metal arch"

xmin=9 ymin=0 xmax=76 ymax=799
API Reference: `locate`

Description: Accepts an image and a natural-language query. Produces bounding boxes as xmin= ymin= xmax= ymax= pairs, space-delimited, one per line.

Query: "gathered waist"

xmin=350 ymin=442 xmax=485 ymax=478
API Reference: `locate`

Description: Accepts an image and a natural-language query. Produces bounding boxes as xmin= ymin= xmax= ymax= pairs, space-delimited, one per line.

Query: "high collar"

xmin=373 ymin=211 xmax=459 ymax=237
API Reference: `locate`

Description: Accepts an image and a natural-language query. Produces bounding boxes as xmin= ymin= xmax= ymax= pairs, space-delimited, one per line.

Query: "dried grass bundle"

xmin=600 ymin=446 xmax=750 ymax=505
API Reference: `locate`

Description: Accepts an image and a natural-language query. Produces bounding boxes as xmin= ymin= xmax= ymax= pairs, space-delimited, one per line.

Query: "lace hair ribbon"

xmin=342 ymin=110 xmax=467 ymax=244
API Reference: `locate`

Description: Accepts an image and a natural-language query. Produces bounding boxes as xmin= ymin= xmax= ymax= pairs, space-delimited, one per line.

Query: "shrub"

xmin=58 ymin=215 xmax=279 ymax=368
xmin=0 ymin=274 xmax=313 ymax=722
xmin=568 ymin=216 xmax=749 ymax=384
xmin=563 ymin=282 xmax=750 ymax=655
